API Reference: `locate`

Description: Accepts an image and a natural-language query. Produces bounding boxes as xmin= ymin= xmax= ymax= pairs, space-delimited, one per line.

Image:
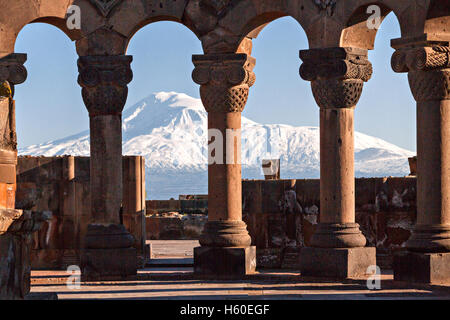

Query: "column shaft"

xmin=298 ymin=47 xmax=375 ymax=278
xmin=320 ymin=107 xmax=355 ymax=224
xmin=416 ymin=100 xmax=450 ymax=226
xmin=78 ymin=55 xmax=136 ymax=280
xmin=208 ymin=112 xmax=242 ymax=222
xmin=89 ymin=114 xmax=122 ymax=224
xmin=391 ymin=45 xmax=450 ymax=283
xmin=192 ymin=53 xmax=256 ymax=278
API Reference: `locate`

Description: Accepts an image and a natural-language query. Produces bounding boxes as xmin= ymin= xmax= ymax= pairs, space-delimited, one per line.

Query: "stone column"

xmin=0 ymin=54 xmax=27 ymax=209
xmin=192 ymin=53 xmax=256 ymax=278
xmin=298 ymin=47 xmax=376 ymax=278
xmin=0 ymin=210 xmax=51 ymax=299
xmin=392 ymin=44 xmax=450 ymax=284
xmin=77 ymin=55 xmax=136 ymax=280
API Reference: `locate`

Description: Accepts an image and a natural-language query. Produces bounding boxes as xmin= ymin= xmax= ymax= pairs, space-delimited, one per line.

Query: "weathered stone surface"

xmin=146 ymin=212 xmax=206 ymax=240
xmin=243 ymin=177 xmax=417 ymax=269
xmin=300 ymin=247 xmax=376 ymax=279
xmin=0 ymin=0 xmax=447 ymax=284
xmin=0 ymin=210 xmax=51 ymax=299
xmin=81 ymin=247 xmax=137 ymax=281
xmin=393 ymin=251 xmax=450 ymax=284
xmin=16 ymin=156 xmax=147 ymax=269
xmin=146 ymin=199 xmax=208 ymax=215
xmin=194 ymin=246 xmax=256 ymax=279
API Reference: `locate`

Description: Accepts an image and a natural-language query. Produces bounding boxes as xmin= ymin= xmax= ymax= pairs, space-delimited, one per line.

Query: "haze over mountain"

xmin=20 ymin=92 xmax=415 ymax=199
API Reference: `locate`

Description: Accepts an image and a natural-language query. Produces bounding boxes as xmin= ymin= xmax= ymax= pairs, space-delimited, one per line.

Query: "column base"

xmin=194 ymin=246 xmax=256 ymax=279
xmin=309 ymin=223 xmax=367 ymax=248
xmin=81 ymin=224 xmax=137 ymax=281
xmin=393 ymin=251 xmax=450 ymax=285
xmin=300 ymin=247 xmax=376 ymax=279
xmin=405 ymin=224 xmax=450 ymax=253
xmin=81 ymin=247 xmax=137 ymax=281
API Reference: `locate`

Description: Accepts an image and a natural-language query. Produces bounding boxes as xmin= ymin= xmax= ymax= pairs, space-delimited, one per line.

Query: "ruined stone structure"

xmin=16 ymin=156 xmax=147 ymax=270
xmin=0 ymin=0 xmax=449 ymax=284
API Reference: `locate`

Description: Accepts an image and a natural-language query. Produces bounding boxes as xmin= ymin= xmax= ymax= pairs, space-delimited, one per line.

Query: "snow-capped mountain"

xmin=20 ymin=91 xmax=415 ymax=199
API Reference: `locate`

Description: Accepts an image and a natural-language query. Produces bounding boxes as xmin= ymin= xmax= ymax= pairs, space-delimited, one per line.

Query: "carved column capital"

xmin=0 ymin=54 xmax=28 ymax=98
xmin=192 ymin=53 xmax=255 ymax=113
xmin=392 ymin=46 xmax=450 ymax=101
xmin=300 ymin=47 xmax=372 ymax=109
xmin=77 ymin=55 xmax=133 ymax=116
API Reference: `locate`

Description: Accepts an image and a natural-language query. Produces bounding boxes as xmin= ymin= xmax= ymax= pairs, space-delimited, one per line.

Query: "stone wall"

xmin=143 ymin=177 xmax=416 ymax=269
xmin=145 ymin=199 xmax=208 ymax=240
xmin=242 ymin=177 xmax=416 ymax=269
xmin=146 ymin=212 xmax=207 ymax=240
xmin=16 ymin=156 xmax=147 ymax=269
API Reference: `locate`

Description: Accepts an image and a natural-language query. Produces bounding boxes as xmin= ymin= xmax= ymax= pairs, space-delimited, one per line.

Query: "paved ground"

xmin=148 ymin=240 xmax=198 ymax=259
xmin=30 ymin=269 xmax=450 ymax=300
xmin=29 ymin=241 xmax=450 ymax=300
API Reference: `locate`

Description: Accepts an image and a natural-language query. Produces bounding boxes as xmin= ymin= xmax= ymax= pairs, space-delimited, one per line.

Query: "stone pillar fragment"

xmin=298 ymin=47 xmax=376 ymax=278
xmin=0 ymin=54 xmax=27 ymax=209
xmin=391 ymin=43 xmax=450 ymax=284
xmin=0 ymin=209 xmax=51 ymax=299
xmin=192 ymin=53 xmax=256 ymax=278
xmin=77 ymin=55 xmax=136 ymax=280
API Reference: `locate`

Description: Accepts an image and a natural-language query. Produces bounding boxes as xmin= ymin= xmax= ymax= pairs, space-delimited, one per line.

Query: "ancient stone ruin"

xmin=0 ymin=0 xmax=449 ymax=298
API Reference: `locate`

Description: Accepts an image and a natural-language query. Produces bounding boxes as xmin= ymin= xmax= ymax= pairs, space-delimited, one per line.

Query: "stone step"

xmin=145 ymin=258 xmax=194 ymax=268
xmin=281 ymin=252 xmax=300 ymax=269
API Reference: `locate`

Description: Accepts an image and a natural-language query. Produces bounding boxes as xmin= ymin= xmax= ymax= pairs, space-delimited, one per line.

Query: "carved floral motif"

xmin=89 ymin=0 xmax=124 ymax=17
xmin=300 ymin=47 xmax=372 ymax=109
xmin=78 ymin=55 xmax=133 ymax=116
xmin=313 ymin=0 xmax=337 ymax=16
xmin=192 ymin=53 xmax=255 ymax=113
xmin=392 ymin=46 xmax=450 ymax=101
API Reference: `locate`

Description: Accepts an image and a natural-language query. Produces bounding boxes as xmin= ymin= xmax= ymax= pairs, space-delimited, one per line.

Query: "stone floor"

xmin=29 ymin=241 xmax=450 ymax=300
xmin=30 ymin=268 xmax=450 ymax=300
xmin=148 ymin=240 xmax=198 ymax=258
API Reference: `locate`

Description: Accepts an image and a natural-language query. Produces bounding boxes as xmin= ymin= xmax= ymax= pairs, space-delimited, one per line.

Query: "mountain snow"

xmin=19 ymin=91 xmax=415 ymax=199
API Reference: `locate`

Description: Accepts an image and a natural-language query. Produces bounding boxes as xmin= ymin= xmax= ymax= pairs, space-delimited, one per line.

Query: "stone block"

xmin=300 ymin=246 xmax=376 ymax=278
xmin=194 ymin=246 xmax=256 ymax=279
xmin=256 ymin=248 xmax=282 ymax=268
xmin=81 ymin=247 xmax=137 ymax=281
xmin=393 ymin=251 xmax=450 ymax=284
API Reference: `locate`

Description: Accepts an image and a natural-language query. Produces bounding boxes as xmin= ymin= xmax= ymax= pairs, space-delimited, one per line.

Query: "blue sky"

xmin=14 ymin=13 xmax=416 ymax=151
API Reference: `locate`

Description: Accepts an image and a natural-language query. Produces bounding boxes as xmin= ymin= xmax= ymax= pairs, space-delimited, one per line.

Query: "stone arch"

xmin=0 ymin=0 xmax=82 ymax=55
xmin=424 ymin=0 xmax=450 ymax=35
xmin=237 ymin=13 xmax=308 ymax=55
xmin=124 ymin=18 xmax=202 ymax=54
xmin=203 ymin=0 xmax=311 ymax=54
xmin=340 ymin=1 xmax=404 ymax=50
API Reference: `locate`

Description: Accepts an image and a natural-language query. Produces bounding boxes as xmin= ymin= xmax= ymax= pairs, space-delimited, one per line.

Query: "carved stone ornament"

xmin=392 ymin=46 xmax=450 ymax=101
xmin=300 ymin=47 xmax=372 ymax=109
xmin=89 ymin=0 xmax=123 ymax=17
xmin=192 ymin=53 xmax=255 ymax=113
xmin=78 ymin=55 xmax=133 ymax=116
xmin=313 ymin=0 xmax=337 ymax=16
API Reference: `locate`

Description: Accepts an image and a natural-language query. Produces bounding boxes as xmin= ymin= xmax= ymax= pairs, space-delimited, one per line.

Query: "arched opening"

xmin=14 ymin=23 xmax=84 ymax=151
xmin=240 ymin=16 xmax=320 ymax=180
xmin=125 ymin=21 xmax=205 ymax=201
xmin=238 ymin=16 xmax=318 ymax=257
xmin=353 ymin=12 xmax=416 ymax=178
xmin=341 ymin=2 xmax=394 ymax=50
xmin=125 ymin=21 xmax=205 ymax=259
xmin=12 ymin=22 xmax=86 ymax=270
